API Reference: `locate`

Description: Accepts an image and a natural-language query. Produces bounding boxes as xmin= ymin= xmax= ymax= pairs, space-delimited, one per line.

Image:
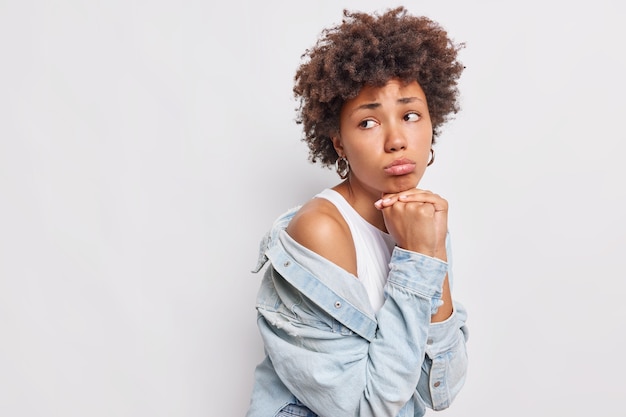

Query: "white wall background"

xmin=1 ymin=1 xmax=625 ymax=416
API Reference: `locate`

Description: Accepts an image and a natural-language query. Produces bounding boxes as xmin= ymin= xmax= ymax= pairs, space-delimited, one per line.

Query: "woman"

xmin=247 ymin=7 xmax=469 ymax=417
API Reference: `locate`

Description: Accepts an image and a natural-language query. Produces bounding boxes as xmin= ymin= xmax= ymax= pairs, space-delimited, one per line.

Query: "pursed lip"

xmin=385 ymin=157 xmax=415 ymax=169
xmin=383 ymin=157 xmax=416 ymax=176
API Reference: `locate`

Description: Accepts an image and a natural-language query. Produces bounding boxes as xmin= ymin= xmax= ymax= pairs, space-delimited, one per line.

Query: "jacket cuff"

xmin=387 ymin=247 xmax=448 ymax=313
xmin=425 ymin=309 xmax=462 ymax=356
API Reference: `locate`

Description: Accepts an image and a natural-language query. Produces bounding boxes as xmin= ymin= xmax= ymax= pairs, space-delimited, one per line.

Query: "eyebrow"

xmin=350 ymin=97 xmax=425 ymax=114
xmin=398 ymin=97 xmax=423 ymax=104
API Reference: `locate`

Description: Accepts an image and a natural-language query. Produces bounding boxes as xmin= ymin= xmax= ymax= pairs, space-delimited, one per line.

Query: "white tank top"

xmin=315 ymin=189 xmax=396 ymax=312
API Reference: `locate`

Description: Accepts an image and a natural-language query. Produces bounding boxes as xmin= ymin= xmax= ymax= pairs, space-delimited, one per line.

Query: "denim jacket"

xmin=246 ymin=206 xmax=469 ymax=417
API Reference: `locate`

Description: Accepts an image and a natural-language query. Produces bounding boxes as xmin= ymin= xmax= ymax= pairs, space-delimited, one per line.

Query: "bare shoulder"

xmin=286 ymin=197 xmax=357 ymax=276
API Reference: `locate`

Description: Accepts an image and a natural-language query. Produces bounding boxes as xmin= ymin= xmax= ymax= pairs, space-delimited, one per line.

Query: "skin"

xmin=287 ymin=79 xmax=453 ymax=322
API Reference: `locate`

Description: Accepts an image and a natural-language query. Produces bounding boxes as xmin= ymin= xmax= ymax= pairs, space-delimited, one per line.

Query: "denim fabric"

xmin=246 ymin=206 xmax=469 ymax=417
xmin=276 ymin=400 xmax=318 ymax=417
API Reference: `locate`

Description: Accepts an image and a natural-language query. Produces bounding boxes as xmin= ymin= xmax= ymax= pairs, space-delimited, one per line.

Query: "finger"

xmin=398 ymin=192 xmax=447 ymax=211
xmin=383 ymin=188 xmax=432 ymax=200
xmin=374 ymin=195 xmax=399 ymax=210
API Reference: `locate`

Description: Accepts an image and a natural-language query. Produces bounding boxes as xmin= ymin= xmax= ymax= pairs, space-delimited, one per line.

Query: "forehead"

xmin=343 ymin=79 xmax=428 ymax=111
xmin=352 ymin=79 xmax=427 ymax=102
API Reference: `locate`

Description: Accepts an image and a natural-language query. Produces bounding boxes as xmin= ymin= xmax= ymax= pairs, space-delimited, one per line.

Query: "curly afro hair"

xmin=293 ymin=6 xmax=465 ymax=168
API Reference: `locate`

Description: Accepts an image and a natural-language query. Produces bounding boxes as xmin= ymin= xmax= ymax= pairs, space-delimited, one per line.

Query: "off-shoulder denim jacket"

xmin=246 ymin=206 xmax=469 ymax=417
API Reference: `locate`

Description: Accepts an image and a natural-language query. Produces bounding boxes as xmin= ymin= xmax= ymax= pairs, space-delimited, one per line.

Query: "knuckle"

xmin=408 ymin=202 xmax=434 ymax=216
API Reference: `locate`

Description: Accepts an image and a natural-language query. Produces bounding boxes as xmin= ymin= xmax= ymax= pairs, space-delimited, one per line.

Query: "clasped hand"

xmin=374 ymin=189 xmax=448 ymax=259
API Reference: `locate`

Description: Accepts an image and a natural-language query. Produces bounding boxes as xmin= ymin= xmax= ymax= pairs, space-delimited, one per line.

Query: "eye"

xmin=359 ymin=119 xmax=378 ymax=129
xmin=404 ymin=112 xmax=420 ymax=122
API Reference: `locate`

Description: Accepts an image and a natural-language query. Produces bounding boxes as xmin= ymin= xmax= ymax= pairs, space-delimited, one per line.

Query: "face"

xmin=333 ymin=78 xmax=433 ymax=197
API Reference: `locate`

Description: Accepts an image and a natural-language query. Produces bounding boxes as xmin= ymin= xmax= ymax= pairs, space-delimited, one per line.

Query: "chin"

xmin=387 ymin=176 xmax=421 ymax=193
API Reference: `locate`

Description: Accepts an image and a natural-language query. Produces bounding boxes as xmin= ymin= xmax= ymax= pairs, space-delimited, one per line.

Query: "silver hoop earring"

xmin=427 ymin=148 xmax=435 ymax=167
xmin=335 ymin=156 xmax=350 ymax=179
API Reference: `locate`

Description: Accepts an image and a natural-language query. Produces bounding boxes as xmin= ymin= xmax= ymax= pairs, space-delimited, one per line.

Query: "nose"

xmin=384 ymin=123 xmax=407 ymax=152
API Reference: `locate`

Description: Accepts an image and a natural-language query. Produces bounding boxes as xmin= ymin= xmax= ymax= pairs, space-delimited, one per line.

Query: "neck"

xmin=332 ymin=180 xmax=387 ymax=233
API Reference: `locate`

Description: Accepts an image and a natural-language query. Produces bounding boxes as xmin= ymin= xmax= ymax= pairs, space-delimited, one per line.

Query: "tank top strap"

xmin=314 ymin=189 xmax=395 ymax=312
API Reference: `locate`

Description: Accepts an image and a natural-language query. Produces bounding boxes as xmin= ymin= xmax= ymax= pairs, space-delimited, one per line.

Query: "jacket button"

xmin=426 ymin=338 xmax=433 ymax=345
xmin=334 ymin=301 xmax=342 ymax=308
xmin=283 ymin=261 xmax=290 ymax=267
xmin=433 ymin=381 xmax=441 ymax=388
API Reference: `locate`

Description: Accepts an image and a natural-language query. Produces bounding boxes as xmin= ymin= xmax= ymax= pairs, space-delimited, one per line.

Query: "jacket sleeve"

xmin=256 ymin=243 xmax=468 ymax=417
xmin=416 ymin=301 xmax=469 ymax=411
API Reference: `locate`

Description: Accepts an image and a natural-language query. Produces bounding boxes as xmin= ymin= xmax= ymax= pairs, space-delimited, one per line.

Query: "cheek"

xmin=344 ymin=152 xmax=380 ymax=180
xmin=416 ymin=129 xmax=434 ymax=151
xmin=348 ymin=146 xmax=379 ymax=166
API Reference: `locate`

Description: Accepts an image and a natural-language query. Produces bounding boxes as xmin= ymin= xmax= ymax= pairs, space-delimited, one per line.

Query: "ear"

xmin=331 ymin=135 xmax=344 ymax=157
